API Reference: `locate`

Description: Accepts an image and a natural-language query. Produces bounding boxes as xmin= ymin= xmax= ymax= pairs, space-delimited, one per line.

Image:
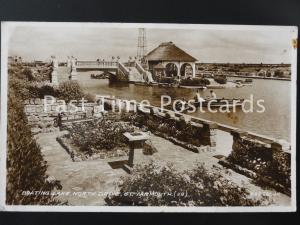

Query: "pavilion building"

xmin=145 ymin=41 xmax=197 ymax=79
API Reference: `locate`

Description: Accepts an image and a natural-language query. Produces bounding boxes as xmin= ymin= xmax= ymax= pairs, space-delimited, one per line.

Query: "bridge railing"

xmin=135 ymin=61 xmax=153 ymax=82
xmin=135 ymin=61 xmax=146 ymax=76
xmin=118 ymin=62 xmax=130 ymax=76
xmin=76 ymin=60 xmax=118 ymax=68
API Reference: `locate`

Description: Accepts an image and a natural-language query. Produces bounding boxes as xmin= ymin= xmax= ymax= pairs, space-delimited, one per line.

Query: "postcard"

xmin=0 ymin=22 xmax=297 ymax=212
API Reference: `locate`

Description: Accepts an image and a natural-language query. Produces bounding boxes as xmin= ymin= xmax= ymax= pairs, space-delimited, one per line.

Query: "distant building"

xmin=145 ymin=41 xmax=197 ymax=78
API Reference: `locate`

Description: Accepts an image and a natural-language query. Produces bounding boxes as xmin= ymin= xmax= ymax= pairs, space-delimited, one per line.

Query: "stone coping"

xmin=24 ymin=96 xmax=291 ymax=152
xmin=98 ymin=95 xmax=291 ymax=152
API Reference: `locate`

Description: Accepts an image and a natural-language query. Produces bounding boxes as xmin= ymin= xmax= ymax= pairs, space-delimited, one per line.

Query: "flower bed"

xmin=121 ymin=112 xmax=212 ymax=151
xmin=60 ymin=119 xmax=135 ymax=160
xmin=57 ymin=134 xmax=128 ymax=161
xmin=226 ymin=136 xmax=291 ymax=195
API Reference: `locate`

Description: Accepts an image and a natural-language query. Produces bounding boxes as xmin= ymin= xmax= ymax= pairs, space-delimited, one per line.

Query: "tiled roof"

xmin=146 ymin=42 xmax=197 ymax=62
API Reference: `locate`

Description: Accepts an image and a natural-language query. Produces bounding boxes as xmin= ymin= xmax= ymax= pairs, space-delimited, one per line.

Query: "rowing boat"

xmin=194 ymin=98 xmax=244 ymax=107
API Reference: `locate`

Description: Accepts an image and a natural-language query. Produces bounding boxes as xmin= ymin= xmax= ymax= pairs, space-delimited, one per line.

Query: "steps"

xmin=127 ymin=66 xmax=144 ymax=82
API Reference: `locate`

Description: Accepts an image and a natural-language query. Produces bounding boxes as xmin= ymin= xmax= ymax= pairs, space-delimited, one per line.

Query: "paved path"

xmin=37 ymin=131 xmax=291 ymax=206
xmin=37 ymin=131 xmax=125 ymax=205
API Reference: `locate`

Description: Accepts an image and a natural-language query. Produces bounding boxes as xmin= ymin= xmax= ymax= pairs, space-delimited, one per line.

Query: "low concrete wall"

xmin=143 ymin=105 xmax=218 ymax=148
xmin=227 ymin=130 xmax=291 ymax=194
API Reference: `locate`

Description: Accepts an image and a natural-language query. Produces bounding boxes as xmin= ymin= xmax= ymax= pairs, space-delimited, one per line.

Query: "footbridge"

xmin=75 ymin=60 xmax=153 ymax=83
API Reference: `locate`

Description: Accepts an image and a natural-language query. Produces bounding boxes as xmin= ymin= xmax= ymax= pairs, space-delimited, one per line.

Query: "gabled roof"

xmin=146 ymin=42 xmax=197 ymax=62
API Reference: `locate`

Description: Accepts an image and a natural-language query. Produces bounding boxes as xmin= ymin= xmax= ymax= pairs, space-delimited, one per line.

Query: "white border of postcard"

xmin=0 ymin=22 xmax=297 ymax=212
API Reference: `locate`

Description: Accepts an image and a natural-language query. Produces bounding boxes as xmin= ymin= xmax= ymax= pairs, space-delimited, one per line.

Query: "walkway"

xmin=36 ymin=130 xmax=291 ymax=206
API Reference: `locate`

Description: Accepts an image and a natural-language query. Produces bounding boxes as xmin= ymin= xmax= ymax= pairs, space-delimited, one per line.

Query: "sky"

xmin=6 ymin=23 xmax=296 ymax=64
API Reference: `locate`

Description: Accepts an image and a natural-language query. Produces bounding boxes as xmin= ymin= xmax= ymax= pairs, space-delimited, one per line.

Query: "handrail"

xmin=76 ymin=60 xmax=118 ymax=67
xmin=135 ymin=61 xmax=153 ymax=82
xmin=135 ymin=61 xmax=146 ymax=76
xmin=118 ymin=62 xmax=130 ymax=76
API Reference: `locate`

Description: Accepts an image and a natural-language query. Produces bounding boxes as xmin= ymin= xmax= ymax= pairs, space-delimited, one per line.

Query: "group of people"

xmin=193 ymin=90 xmax=217 ymax=103
xmin=180 ymin=90 xmax=217 ymax=106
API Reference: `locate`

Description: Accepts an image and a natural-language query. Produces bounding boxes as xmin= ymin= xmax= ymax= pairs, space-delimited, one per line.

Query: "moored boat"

xmin=179 ymin=85 xmax=207 ymax=90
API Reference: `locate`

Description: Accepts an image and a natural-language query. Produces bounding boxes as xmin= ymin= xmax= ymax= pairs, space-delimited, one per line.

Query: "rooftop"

xmin=146 ymin=42 xmax=197 ymax=62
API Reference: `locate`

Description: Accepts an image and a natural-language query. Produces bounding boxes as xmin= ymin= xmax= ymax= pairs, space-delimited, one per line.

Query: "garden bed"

xmin=57 ymin=134 xmax=128 ymax=162
xmin=57 ymin=117 xmax=159 ymax=161
xmin=57 ymin=119 xmax=134 ymax=161
xmin=225 ymin=134 xmax=291 ymax=195
xmin=121 ymin=112 xmax=213 ymax=150
xmin=219 ymin=158 xmax=291 ymax=196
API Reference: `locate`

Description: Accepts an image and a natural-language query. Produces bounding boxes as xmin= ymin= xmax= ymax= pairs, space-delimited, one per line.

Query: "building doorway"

xmin=180 ymin=63 xmax=193 ymax=77
xmin=165 ymin=63 xmax=178 ymax=77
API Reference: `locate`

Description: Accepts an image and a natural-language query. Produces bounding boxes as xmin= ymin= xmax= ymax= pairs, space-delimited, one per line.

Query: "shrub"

xmin=106 ymin=162 xmax=269 ymax=206
xmin=8 ymin=65 xmax=57 ymax=100
xmin=123 ymin=113 xmax=206 ymax=147
xmin=227 ymin=138 xmax=291 ymax=190
xmin=27 ymin=82 xmax=58 ymax=99
xmin=214 ymin=76 xmax=227 ymax=84
xmin=6 ymin=89 xmax=62 ymax=205
xmin=67 ymin=119 xmax=134 ymax=154
xmin=23 ymin=68 xmax=34 ymax=81
xmin=6 ymin=65 xmax=63 ymax=205
xmin=58 ymin=81 xmax=84 ymax=103
xmin=8 ymin=77 xmax=31 ymax=100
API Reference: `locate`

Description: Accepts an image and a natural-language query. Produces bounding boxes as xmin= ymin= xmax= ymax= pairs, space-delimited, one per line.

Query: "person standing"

xmin=210 ymin=90 xmax=217 ymax=99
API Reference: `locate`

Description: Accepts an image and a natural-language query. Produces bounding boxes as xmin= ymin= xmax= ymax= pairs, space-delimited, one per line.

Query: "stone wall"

xmin=109 ymin=70 xmax=129 ymax=83
xmin=24 ymin=98 xmax=103 ymax=134
xmin=225 ymin=130 xmax=291 ymax=195
xmin=24 ymin=99 xmax=58 ymax=134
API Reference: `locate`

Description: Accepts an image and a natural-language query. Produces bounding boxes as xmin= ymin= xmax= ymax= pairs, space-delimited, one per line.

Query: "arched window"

xmin=165 ymin=63 xmax=178 ymax=77
xmin=180 ymin=63 xmax=193 ymax=77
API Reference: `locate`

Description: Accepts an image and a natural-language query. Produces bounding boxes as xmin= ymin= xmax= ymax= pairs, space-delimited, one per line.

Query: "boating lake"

xmin=76 ymin=72 xmax=291 ymax=142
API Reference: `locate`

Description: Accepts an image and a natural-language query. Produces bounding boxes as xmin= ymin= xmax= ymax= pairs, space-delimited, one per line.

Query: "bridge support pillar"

xmin=67 ymin=57 xmax=72 ymax=68
xmin=70 ymin=68 xmax=77 ymax=80
xmin=51 ymin=69 xmax=58 ymax=85
xmin=51 ymin=56 xmax=59 ymax=84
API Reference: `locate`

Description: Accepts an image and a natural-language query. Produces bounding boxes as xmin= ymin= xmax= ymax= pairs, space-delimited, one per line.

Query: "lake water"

xmin=76 ymin=72 xmax=291 ymax=142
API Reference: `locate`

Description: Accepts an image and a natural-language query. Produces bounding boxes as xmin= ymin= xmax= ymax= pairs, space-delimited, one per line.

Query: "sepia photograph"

xmin=0 ymin=22 xmax=297 ymax=212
